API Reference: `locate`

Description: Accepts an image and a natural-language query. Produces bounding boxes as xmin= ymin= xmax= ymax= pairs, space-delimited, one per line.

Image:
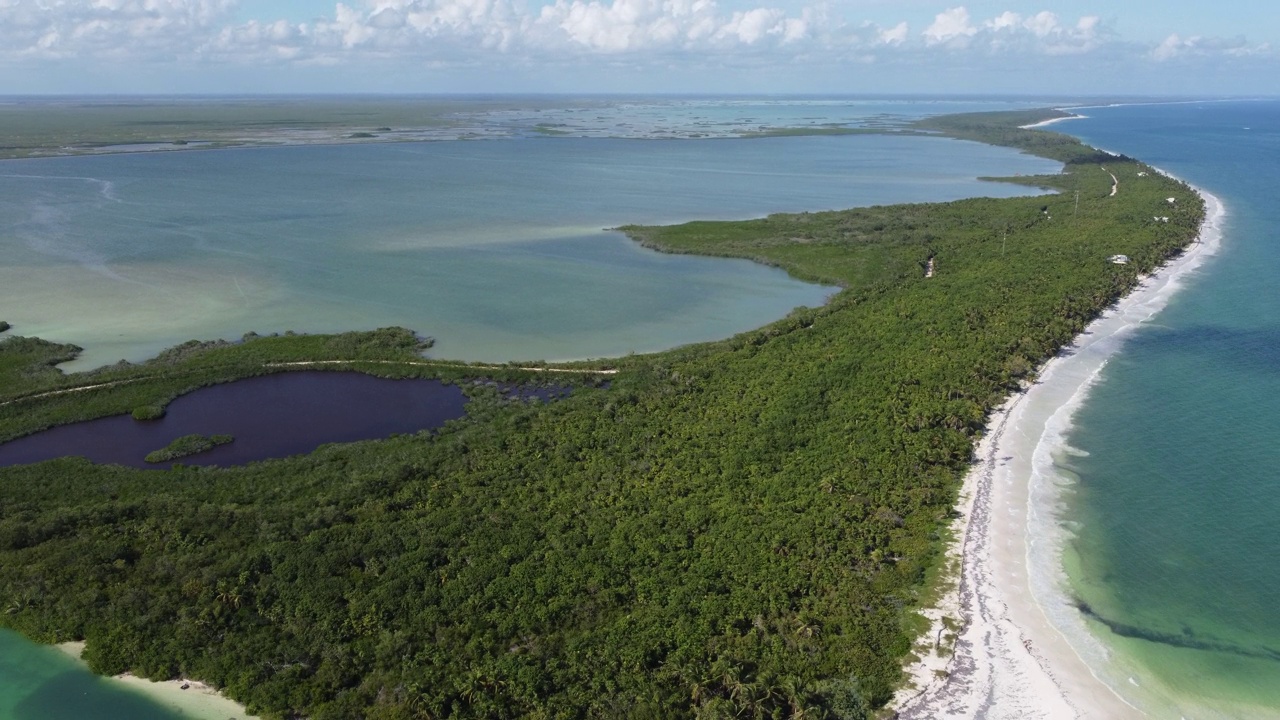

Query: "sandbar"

xmin=1020 ymin=113 xmax=1086 ymax=130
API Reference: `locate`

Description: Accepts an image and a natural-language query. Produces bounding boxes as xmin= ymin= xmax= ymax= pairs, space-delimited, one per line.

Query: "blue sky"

xmin=1 ymin=1 xmax=1276 ymax=95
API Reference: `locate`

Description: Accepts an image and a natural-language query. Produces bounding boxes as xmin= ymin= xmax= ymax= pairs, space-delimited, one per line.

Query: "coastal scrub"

xmin=0 ymin=109 xmax=1204 ymax=719
xmin=144 ymin=434 xmax=234 ymax=464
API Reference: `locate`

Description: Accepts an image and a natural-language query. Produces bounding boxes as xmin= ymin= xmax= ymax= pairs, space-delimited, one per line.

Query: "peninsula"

xmin=0 ymin=109 xmax=1206 ymax=718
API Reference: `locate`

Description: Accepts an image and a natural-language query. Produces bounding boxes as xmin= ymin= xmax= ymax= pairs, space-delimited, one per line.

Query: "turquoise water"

xmin=0 ymin=632 xmax=191 ymax=720
xmin=0 ymin=131 xmax=1058 ymax=371
xmin=1054 ymin=101 xmax=1280 ymax=717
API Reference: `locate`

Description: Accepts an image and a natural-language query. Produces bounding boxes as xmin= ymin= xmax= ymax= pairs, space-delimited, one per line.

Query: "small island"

xmin=144 ymin=434 xmax=233 ymax=463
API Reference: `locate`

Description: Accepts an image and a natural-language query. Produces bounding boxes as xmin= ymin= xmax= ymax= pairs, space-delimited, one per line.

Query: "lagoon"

xmin=0 ymin=133 xmax=1059 ymax=371
xmin=0 ymin=372 xmax=470 ymax=470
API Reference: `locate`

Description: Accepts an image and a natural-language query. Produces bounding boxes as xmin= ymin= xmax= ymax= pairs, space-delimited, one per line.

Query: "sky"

xmin=0 ymin=0 xmax=1276 ymax=95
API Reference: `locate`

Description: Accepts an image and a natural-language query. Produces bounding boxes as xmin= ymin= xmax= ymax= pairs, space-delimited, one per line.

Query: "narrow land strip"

xmin=0 ymin=361 xmax=616 ymax=408
xmin=895 ymin=184 xmax=1224 ymax=719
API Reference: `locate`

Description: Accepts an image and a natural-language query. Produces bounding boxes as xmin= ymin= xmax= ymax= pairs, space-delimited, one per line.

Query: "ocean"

xmin=1050 ymin=101 xmax=1280 ymax=717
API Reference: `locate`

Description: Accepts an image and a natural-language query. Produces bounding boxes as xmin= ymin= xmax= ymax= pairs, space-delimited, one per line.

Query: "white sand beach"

xmin=54 ymin=641 xmax=256 ymax=720
xmin=1020 ymin=113 xmax=1085 ymax=130
xmin=894 ymin=184 xmax=1225 ymax=718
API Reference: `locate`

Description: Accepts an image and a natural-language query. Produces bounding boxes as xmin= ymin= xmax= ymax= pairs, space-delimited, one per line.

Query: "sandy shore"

xmin=894 ymin=183 xmax=1225 ymax=719
xmin=1020 ymin=113 xmax=1085 ymax=130
xmin=54 ymin=641 xmax=256 ymax=720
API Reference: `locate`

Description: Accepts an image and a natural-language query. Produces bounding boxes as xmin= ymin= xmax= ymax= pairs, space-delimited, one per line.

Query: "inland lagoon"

xmin=0 ymin=372 xmax=470 ymax=470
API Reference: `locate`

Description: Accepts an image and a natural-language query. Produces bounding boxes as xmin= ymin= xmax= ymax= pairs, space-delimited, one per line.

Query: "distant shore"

xmin=895 ymin=182 xmax=1225 ymax=718
xmin=54 ymin=642 xmax=256 ymax=720
xmin=1020 ymin=112 xmax=1086 ymax=130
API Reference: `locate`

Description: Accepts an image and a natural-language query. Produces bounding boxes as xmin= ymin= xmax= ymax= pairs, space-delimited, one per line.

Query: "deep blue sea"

xmin=1056 ymin=101 xmax=1280 ymax=717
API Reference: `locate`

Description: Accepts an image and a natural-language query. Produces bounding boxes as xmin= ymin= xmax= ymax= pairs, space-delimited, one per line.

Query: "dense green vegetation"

xmin=0 ymin=328 xmax=606 ymax=444
xmin=0 ymin=335 xmax=82 ymax=394
xmin=132 ymin=405 xmax=166 ymax=421
xmin=0 ymin=110 xmax=1205 ymax=719
xmin=144 ymin=434 xmax=235 ymax=464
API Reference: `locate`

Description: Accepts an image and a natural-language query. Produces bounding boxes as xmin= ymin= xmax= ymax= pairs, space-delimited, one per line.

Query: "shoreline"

xmin=54 ymin=641 xmax=257 ymax=720
xmin=894 ymin=181 xmax=1225 ymax=718
xmin=1020 ymin=112 xmax=1086 ymax=130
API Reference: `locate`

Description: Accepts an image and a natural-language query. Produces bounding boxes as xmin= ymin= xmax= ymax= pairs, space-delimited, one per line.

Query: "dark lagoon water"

xmin=0 ymin=372 xmax=468 ymax=470
xmin=1048 ymin=101 xmax=1280 ymax=717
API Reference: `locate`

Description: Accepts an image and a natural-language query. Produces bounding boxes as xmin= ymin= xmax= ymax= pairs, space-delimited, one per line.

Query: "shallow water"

xmin=1049 ymin=101 xmax=1280 ymax=717
xmin=0 ymin=132 xmax=1058 ymax=371
xmin=0 ymin=632 xmax=195 ymax=720
xmin=0 ymin=372 xmax=469 ymax=469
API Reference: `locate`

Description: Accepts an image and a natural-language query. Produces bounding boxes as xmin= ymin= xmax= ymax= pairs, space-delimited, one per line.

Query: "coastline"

xmin=894 ymin=182 xmax=1225 ymax=718
xmin=54 ymin=641 xmax=256 ymax=720
xmin=0 ymin=105 xmax=1224 ymax=718
xmin=1019 ymin=113 xmax=1085 ymax=130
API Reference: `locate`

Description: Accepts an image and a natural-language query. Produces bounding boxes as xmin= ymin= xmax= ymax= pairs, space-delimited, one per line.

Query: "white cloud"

xmin=927 ymin=6 xmax=1098 ymax=56
xmin=877 ymin=21 xmax=908 ymax=46
xmin=0 ymin=0 xmax=1267 ymax=79
xmin=1022 ymin=11 xmax=1057 ymax=37
xmin=923 ymin=7 xmax=976 ymax=46
xmin=1151 ymin=32 xmax=1271 ymax=61
xmin=986 ymin=11 xmax=1020 ymax=32
xmin=0 ymin=0 xmax=237 ymax=60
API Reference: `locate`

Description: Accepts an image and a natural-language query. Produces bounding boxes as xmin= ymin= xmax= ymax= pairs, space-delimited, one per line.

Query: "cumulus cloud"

xmin=0 ymin=0 xmax=1267 ymax=73
xmin=877 ymin=21 xmax=908 ymax=46
xmin=1151 ymin=32 xmax=1270 ymax=61
xmin=919 ymin=7 xmax=1104 ymax=55
xmin=923 ymin=7 xmax=975 ymax=46
xmin=0 ymin=0 xmax=236 ymax=59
